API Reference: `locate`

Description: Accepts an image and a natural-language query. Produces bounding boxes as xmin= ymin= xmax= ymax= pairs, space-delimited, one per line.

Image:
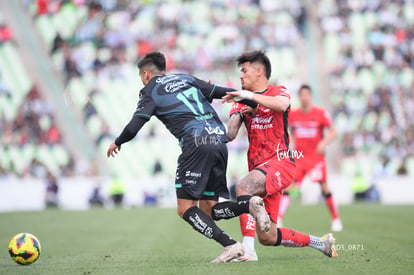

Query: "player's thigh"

xmin=263 ymin=192 xmax=281 ymax=223
xmin=205 ymin=143 xmax=230 ymax=199
xmin=255 ymin=159 xmax=296 ymax=197
xmin=176 ymin=144 xmax=226 ymax=200
xmin=308 ymin=157 xmax=327 ymax=183
xmin=236 ymin=169 xmax=267 ymax=197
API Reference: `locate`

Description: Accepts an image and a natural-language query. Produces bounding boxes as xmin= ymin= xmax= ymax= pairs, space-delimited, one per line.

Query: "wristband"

xmin=234 ymin=90 xmax=254 ymax=101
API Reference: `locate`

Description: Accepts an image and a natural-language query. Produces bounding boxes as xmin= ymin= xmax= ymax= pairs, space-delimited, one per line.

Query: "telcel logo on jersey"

xmin=276 ymin=142 xmax=304 ymax=161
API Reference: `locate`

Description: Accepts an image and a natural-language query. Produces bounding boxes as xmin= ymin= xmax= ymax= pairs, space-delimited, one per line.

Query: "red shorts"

xmin=254 ymin=158 xmax=295 ymax=222
xmin=294 ymin=154 xmax=327 ymax=185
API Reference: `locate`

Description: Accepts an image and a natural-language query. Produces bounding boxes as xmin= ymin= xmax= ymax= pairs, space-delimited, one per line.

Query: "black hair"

xmin=299 ymin=84 xmax=312 ymax=94
xmin=137 ymin=52 xmax=166 ymax=73
xmin=236 ymin=50 xmax=271 ymax=80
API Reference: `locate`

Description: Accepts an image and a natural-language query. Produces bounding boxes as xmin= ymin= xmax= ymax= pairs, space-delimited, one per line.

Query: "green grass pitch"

xmin=1 ymin=203 xmax=413 ymax=275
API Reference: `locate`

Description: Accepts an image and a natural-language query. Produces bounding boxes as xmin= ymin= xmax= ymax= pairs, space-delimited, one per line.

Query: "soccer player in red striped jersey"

xmin=277 ymin=85 xmax=343 ymax=232
xmin=211 ymin=51 xmax=337 ymax=261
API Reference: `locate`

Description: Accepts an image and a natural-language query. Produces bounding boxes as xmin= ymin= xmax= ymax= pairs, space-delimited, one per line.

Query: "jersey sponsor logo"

xmin=276 ymin=142 xmax=304 ymax=161
xmin=156 ymin=74 xmax=180 ymax=84
xmin=295 ymin=127 xmax=318 ymax=138
xmin=185 ymin=170 xmax=202 ymax=178
xmin=165 ymin=79 xmax=188 ymax=93
xmin=251 ymin=115 xmax=274 ymax=130
xmin=185 ymin=179 xmax=198 ymax=185
xmin=275 ymin=171 xmax=282 ymax=189
xmin=205 ymin=126 xmax=224 ymax=135
xmin=195 ymin=135 xmax=223 ymax=147
xmin=252 ymin=116 xmax=273 ymax=124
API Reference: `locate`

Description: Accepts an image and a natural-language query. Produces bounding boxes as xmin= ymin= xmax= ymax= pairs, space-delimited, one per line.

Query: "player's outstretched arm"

xmin=107 ymin=115 xmax=148 ymax=158
xmin=223 ymin=91 xmax=289 ymax=112
xmin=317 ymin=125 xmax=337 ymax=154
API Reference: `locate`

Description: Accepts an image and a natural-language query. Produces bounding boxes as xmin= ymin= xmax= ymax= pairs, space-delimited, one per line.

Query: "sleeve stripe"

xmin=208 ymin=85 xmax=217 ymax=99
xmin=134 ymin=113 xmax=151 ymax=119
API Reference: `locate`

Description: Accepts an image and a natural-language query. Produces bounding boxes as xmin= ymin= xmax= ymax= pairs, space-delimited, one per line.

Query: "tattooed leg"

xmin=211 ymin=169 xmax=267 ymax=220
xmin=236 ymin=169 xmax=267 ymax=197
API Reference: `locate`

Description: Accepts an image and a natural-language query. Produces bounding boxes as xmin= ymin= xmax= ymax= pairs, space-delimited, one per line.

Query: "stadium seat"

xmin=52 ymin=144 xmax=70 ymax=168
xmin=35 ymin=15 xmax=57 ymax=49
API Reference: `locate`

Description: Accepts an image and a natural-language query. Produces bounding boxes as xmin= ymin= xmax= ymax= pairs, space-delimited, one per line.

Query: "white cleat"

xmin=331 ymin=218 xmax=343 ymax=232
xmin=230 ymin=251 xmax=258 ymax=262
xmin=320 ymin=233 xmax=338 ymax=258
xmin=249 ymin=196 xmax=270 ymax=233
xmin=211 ymin=242 xmax=244 ymax=263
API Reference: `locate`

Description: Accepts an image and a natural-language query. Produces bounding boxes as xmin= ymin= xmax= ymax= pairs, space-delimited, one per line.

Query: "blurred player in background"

xmin=107 ymin=52 xmax=258 ymax=263
xmin=212 ymin=51 xmax=337 ymax=261
xmin=277 ymin=84 xmax=343 ymax=232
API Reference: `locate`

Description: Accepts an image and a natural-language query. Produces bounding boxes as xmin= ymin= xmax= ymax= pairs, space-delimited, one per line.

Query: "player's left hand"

xmin=107 ymin=142 xmax=121 ymax=158
xmin=316 ymin=141 xmax=326 ymax=155
xmin=241 ymin=105 xmax=257 ymax=116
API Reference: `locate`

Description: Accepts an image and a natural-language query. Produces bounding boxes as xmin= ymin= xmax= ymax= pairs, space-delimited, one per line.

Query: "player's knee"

xmin=177 ymin=206 xmax=188 ymax=218
xmin=235 ymin=183 xmax=246 ymax=196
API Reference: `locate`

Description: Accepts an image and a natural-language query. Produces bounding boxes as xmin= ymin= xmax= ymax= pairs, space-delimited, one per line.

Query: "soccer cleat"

xmin=230 ymin=251 xmax=258 ymax=262
xmin=320 ymin=233 xmax=338 ymax=258
xmin=249 ymin=196 xmax=270 ymax=233
xmin=211 ymin=242 xmax=244 ymax=263
xmin=331 ymin=218 xmax=343 ymax=232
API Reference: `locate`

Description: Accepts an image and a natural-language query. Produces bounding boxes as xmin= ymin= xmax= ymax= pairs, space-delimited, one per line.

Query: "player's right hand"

xmin=107 ymin=142 xmax=121 ymax=158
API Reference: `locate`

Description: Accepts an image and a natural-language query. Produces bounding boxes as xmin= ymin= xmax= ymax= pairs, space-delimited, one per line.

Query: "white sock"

xmin=309 ymin=235 xmax=326 ymax=252
xmin=242 ymin=236 xmax=256 ymax=255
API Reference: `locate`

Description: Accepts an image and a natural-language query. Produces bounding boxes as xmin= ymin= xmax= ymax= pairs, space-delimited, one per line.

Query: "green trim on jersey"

xmin=208 ymin=85 xmax=217 ymax=99
xmin=134 ymin=113 xmax=151 ymax=119
xmin=175 ymin=184 xmax=182 ymax=188
xmin=202 ymin=191 xmax=215 ymax=196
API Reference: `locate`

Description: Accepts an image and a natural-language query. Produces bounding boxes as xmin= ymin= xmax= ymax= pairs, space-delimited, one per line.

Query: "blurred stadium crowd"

xmin=0 ymin=0 xmax=413 ymax=185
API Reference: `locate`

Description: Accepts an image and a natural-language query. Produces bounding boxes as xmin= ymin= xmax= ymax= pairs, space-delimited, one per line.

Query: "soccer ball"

xmin=8 ymin=233 xmax=41 ymax=265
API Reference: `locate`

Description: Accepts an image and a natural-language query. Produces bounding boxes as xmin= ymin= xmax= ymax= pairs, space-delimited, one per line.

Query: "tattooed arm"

xmin=227 ymin=113 xmax=243 ymax=141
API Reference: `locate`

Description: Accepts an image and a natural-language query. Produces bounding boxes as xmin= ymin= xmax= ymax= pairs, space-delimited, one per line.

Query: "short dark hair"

xmin=236 ymin=50 xmax=271 ymax=79
xmin=299 ymin=84 xmax=312 ymax=94
xmin=137 ymin=52 xmax=166 ymax=73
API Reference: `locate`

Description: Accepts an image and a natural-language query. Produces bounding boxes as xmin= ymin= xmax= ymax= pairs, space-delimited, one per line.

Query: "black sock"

xmin=323 ymin=192 xmax=332 ymax=199
xmin=183 ymin=206 xmax=236 ymax=247
xmin=211 ymin=195 xmax=252 ymax=220
xmin=274 ymin=228 xmax=282 ymax=246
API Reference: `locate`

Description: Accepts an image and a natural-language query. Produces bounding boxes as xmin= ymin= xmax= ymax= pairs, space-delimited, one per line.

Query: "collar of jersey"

xmin=254 ymin=88 xmax=268 ymax=94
